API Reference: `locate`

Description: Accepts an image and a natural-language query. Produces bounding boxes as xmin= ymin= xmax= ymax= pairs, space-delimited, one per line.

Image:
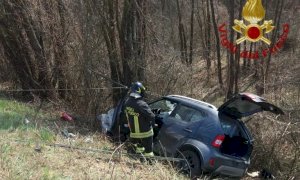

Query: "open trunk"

xmin=217 ymin=93 xmax=284 ymax=159
xmin=219 ymin=115 xmax=253 ymax=159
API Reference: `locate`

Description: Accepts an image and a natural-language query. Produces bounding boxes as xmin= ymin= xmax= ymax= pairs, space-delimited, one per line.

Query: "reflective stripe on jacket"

xmin=124 ymin=96 xmax=155 ymax=138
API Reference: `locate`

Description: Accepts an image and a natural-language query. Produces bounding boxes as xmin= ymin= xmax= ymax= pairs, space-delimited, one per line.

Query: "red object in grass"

xmin=61 ymin=112 xmax=74 ymax=122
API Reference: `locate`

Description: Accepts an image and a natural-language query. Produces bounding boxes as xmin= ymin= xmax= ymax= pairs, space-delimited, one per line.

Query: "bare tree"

xmin=0 ymin=0 xmax=56 ymax=99
xmin=210 ymin=0 xmax=223 ymax=89
xmin=176 ymin=0 xmax=188 ymax=64
xmin=189 ymin=0 xmax=195 ymax=65
xmin=223 ymin=0 xmax=236 ymax=99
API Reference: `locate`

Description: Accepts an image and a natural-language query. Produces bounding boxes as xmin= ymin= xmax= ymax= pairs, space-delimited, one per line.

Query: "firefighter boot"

xmin=141 ymin=152 xmax=156 ymax=165
xmin=134 ymin=144 xmax=145 ymax=154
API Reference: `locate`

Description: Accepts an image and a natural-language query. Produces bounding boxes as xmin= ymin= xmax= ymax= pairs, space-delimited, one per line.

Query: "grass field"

xmin=0 ymin=98 xmax=191 ymax=180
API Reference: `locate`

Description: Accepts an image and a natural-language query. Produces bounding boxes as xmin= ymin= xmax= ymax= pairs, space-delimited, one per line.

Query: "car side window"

xmin=189 ymin=110 xmax=207 ymax=122
xmin=149 ymin=99 xmax=177 ymax=114
xmin=171 ymin=105 xmax=206 ymax=123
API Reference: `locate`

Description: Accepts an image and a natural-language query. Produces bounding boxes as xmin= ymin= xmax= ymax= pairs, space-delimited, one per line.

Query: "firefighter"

xmin=124 ymin=82 xmax=155 ymax=157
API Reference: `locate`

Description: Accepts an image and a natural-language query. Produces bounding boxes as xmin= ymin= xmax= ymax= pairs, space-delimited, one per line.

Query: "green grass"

xmin=0 ymin=98 xmax=42 ymax=130
xmin=0 ymin=98 xmax=56 ymax=144
xmin=40 ymin=128 xmax=55 ymax=142
xmin=0 ymin=143 xmax=11 ymax=154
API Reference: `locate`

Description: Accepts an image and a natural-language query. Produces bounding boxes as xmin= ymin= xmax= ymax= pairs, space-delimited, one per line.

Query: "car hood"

xmin=218 ymin=93 xmax=284 ymax=119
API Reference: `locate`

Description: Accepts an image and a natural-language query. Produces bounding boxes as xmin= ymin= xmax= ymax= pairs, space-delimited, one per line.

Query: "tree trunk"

xmin=176 ymin=0 xmax=188 ymax=64
xmin=55 ymin=0 xmax=68 ymax=98
xmin=101 ymin=0 xmax=123 ymax=105
xmin=189 ymin=0 xmax=195 ymax=65
xmin=205 ymin=0 xmax=211 ymax=81
xmin=210 ymin=0 xmax=223 ymax=89
xmin=234 ymin=0 xmax=243 ymax=94
xmin=265 ymin=0 xmax=284 ymax=80
xmin=120 ymin=0 xmax=148 ymax=85
xmin=226 ymin=0 xmax=235 ymax=100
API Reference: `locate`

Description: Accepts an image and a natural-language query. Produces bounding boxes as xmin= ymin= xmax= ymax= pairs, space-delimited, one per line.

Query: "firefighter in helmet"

xmin=124 ymin=82 xmax=155 ymax=157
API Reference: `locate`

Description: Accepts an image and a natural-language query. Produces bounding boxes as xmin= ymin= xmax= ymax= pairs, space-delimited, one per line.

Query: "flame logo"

xmin=242 ymin=0 xmax=265 ymax=24
xmin=233 ymin=0 xmax=274 ymax=45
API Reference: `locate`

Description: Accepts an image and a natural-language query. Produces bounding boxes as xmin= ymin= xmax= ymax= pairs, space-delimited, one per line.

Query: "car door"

xmin=157 ymin=104 xmax=207 ymax=153
xmin=218 ymin=93 xmax=284 ymax=119
xmin=148 ymin=98 xmax=178 ymax=137
xmin=109 ymin=96 xmax=131 ymax=141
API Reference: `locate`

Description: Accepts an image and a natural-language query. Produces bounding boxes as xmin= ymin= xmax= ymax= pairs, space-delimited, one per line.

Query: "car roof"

xmin=165 ymin=95 xmax=218 ymax=111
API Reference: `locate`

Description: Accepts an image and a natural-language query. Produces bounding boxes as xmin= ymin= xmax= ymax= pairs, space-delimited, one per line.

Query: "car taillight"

xmin=212 ymin=135 xmax=225 ymax=148
xmin=209 ymin=158 xmax=215 ymax=167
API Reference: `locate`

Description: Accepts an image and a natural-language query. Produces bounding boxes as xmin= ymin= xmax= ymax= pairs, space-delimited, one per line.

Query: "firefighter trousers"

xmin=131 ymin=136 xmax=153 ymax=154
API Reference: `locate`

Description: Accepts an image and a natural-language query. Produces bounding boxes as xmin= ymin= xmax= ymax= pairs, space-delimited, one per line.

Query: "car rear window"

xmin=224 ymin=98 xmax=262 ymax=116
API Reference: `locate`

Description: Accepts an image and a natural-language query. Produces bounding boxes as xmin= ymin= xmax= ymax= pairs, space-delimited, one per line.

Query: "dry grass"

xmin=0 ymin=129 xmax=188 ymax=180
xmin=0 ymin=98 xmax=189 ymax=180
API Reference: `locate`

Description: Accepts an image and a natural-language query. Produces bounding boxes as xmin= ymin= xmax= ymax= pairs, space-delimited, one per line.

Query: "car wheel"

xmin=177 ymin=150 xmax=202 ymax=178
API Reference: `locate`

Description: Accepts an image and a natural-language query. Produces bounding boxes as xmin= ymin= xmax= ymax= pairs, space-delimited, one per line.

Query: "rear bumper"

xmin=214 ymin=165 xmax=247 ymax=177
xmin=202 ymin=150 xmax=250 ymax=177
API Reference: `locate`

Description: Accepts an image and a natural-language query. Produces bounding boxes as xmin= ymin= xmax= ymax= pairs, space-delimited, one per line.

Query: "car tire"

xmin=177 ymin=150 xmax=202 ymax=178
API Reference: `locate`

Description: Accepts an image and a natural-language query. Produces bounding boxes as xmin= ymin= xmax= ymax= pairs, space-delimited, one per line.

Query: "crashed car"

xmin=108 ymin=93 xmax=284 ymax=178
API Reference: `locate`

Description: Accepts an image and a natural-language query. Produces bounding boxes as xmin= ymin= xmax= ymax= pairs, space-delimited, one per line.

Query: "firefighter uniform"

xmin=124 ymin=93 xmax=155 ymax=157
